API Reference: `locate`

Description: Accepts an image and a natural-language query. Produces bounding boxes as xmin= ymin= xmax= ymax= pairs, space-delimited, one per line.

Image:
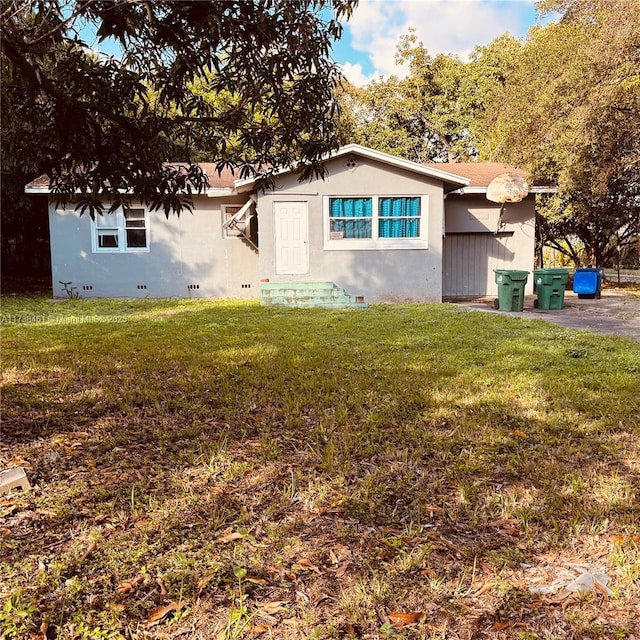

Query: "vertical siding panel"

xmin=462 ymin=235 xmax=469 ymax=296
xmin=465 ymin=235 xmax=472 ymax=297
xmin=492 ymin=235 xmax=499 ymax=293
xmin=443 ymin=234 xmax=451 ymax=296
xmin=482 ymin=235 xmax=490 ymax=296
xmin=461 ymin=235 xmax=468 ymax=296
xmin=458 ymin=235 xmax=465 ymax=296
xmin=444 ymin=233 xmax=519 ymax=298
xmin=472 ymin=235 xmax=480 ymax=297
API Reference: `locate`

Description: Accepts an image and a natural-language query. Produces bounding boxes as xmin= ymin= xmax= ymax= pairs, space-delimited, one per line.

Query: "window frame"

xmin=222 ymin=204 xmax=246 ymax=239
xmin=91 ymin=206 xmax=150 ymax=253
xmin=323 ymin=195 xmax=428 ymax=250
xmin=327 ymin=196 xmax=373 ymax=242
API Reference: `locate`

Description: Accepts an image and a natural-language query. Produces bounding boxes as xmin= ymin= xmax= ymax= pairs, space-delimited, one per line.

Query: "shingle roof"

xmin=423 ymin=162 xmax=530 ymax=188
xmin=24 ymin=163 xmax=239 ymax=191
xmin=25 ymin=157 xmax=552 ymax=192
xmin=196 ymin=164 xmax=239 ymax=189
xmin=233 ymin=144 xmax=469 ymax=191
xmin=24 ymin=174 xmax=51 ymax=190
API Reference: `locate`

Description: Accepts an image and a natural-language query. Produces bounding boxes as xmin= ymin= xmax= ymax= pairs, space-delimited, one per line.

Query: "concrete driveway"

xmin=457 ymin=290 xmax=640 ymax=341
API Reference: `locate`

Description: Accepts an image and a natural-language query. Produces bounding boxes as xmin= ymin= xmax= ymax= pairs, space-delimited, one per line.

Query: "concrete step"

xmin=264 ymin=296 xmax=365 ymax=308
xmin=260 ymin=282 xmax=339 ymax=293
xmin=260 ymin=281 xmax=367 ymax=308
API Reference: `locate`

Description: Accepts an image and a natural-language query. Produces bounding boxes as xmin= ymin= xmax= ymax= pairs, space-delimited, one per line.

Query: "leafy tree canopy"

xmin=479 ymin=0 xmax=640 ymax=264
xmin=345 ymin=30 xmax=523 ymax=164
xmin=349 ymin=31 xmax=472 ymax=163
xmin=1 ymin=0 xmax=357 ymax=215
xmin=336 ymin=0 xmax=638 ymax=266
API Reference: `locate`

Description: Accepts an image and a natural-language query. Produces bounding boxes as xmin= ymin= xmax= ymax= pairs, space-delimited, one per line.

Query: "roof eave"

xmin=24 ymin=185 xmax=231 ymax=198
xmin=233 ymin=144 xmax=470 ymax=190
xmin=449 ymin=186 xmax=557 ymax=195
xmin=24 ymin=186 xmax=50 ymax=194
xmin=336 ymin=144 xmax=470 ymax=187
xmin=205 ymin=188 xmax=235 ymax=198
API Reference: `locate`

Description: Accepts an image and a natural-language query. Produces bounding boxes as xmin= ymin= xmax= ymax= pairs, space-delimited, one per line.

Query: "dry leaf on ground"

xmin=248 ymin=624 xmax=270 ymax=635
xmin=147 ymin=601 xmax=182 ymax=626
xmin=258 ymin=600 xmax=289 ymax=614
xmin=78 ymin=539 xmax=97 ymax=564
xmin=117 ymin=574 xmax=144 ymax=596
xmin=388 ymin=611 xmax=424 ymax=627
xmin=156 ymin=577 xmax=167 ymax=596
xmin=216 ymin=531 xmax=246 ymax=544
xmin=292 ymin=558 xmax=321 ymax=573
xmin=492 ymin=621 xmax=512 ymax=631
xmin=471 ymin=581 xmax=495 ymax=597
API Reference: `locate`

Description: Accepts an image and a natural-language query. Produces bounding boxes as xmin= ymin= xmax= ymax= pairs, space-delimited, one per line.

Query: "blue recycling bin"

xmin=573 ymin=267 xmax=604 ymax=299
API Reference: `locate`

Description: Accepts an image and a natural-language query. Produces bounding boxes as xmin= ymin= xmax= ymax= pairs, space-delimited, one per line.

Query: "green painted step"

xmin=260 ymin=281 xmax=368 ymax=308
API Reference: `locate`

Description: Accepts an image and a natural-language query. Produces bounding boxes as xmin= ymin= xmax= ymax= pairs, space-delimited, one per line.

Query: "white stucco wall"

xmin=255 ymin=156 xmax=447 ymax=303
xmin=46 ymin=163 xmax=536 ymax=303
xmin=48 ymin=197 xmax=259 ymax=299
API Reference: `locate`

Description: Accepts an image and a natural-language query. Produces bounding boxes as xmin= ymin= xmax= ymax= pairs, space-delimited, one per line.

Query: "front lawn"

xmin=1 ymin=296 xmax=639 ymax=639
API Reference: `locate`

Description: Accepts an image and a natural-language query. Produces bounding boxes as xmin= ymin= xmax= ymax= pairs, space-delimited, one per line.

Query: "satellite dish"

xmin=486 ymin=172 xmax=529 ymax=204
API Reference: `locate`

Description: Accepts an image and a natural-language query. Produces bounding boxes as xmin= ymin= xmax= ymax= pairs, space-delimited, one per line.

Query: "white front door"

xmin=274 ymin=202 xmax=309 ymax=275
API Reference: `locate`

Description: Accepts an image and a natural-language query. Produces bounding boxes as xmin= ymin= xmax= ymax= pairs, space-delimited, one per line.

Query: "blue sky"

xmin=333 ymin=0 xmax=547 ymax=85
xmin=82 ymin=1 xmax=549 ymax=88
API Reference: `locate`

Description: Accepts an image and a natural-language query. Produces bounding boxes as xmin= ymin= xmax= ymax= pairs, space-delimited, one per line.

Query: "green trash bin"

xmin=494 ymin=270 xmax=529 ymax=312
xmin=533 ymin=268 xmax=569 ymax=310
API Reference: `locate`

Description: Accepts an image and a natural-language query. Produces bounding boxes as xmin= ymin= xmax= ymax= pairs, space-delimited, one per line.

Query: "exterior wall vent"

xmin=82 ymin=285 xmax=93 ymax=291
xmin=136 ymin=284 xmax=147 ymax=290
xmin=241 ymin=284 xmax=251 ymax=289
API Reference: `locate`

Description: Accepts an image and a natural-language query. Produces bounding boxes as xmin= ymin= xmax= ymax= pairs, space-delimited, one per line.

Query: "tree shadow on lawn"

xmin=3 ymin=303 xmax=638 ymax=546
xmin=1 ymin=302 xmax=639 ymax=637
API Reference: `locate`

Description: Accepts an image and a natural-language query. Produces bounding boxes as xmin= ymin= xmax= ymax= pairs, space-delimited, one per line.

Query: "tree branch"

xmin=1 ymin=38 xmax=144 ymax=138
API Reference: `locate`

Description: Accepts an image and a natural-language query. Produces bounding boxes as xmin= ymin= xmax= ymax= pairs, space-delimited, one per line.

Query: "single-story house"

xmin=25 ymin=144 xmax=553 ymax=305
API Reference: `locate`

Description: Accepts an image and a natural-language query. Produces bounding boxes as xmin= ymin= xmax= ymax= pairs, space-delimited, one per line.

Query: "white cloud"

xmin=340 ymin=61 xmax=381 ymax=86
xmin=344 ymin=0 xmax=536 ymax=81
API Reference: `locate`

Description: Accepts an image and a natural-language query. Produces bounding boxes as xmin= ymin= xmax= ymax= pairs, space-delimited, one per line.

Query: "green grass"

xmin=1 ymin=296 xmax=639 ymax=639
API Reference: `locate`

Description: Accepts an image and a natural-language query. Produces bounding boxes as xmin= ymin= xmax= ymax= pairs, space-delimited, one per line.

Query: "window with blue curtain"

xmin=329 ymin=197 xmax=372 ymax=239
xmin=378 ymin=197 xmax=420 ymax=238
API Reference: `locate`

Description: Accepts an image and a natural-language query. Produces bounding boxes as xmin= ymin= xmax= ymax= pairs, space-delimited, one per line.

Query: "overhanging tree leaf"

xmin=1 ymin=0 xmax=358 ymax=215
